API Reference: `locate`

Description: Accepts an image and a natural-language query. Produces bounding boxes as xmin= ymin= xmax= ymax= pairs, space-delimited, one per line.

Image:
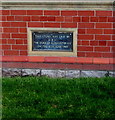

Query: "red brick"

xmin=2 ymin=16 xmax=7 ymax=21
xmin=23 ymin=40 xmax=27 ymax=44
xmin=0 ymin=10 xmax=2 ymax=15
xmin=112 ymin=47 xmax=115 ymax=52
xmin=28 ymin=56 xmax=44 ymax=62
xmin=2 ymin=56 xmax=13 ymax=61
xmin=44 ymin=10 xmax=60 ymax=15
xmin=53 ymin=64 xmax=67 ymax=69
xmin=0 ymin=39 xmax=2 ymax=44
xmin=96 ymin=11 xmax=112 ymax=16
xmin=78 ymin=40 xmax=82 ymax=45
xmin=95 ymin=35 xmax=111 ymax=40
xmin=78 ymin=11 xmax=94 ymax=16
xmin=87 ymin=29 xmax=103 ymax=34
xmin=61 ymin=57 xmax=76 ymax=63
xmin=61 ymin=10 xmax=77 ymax=16
xmin=23 ymin=63 xmax=50 ymax=69
xmin=78 ymin=23 xmax=94 ymax=28
xmin=99 ymin=17 xmax=107 ymax=22
xmin=12 ymin=56 xmax=28 ymax=62
xmin=82 ymin=64 xmax=100 ymax=70
xmin=90 ymin=17 xmax=98 ymax=22
xmin=7 ymin=39 xmax=15 ymax=44
xmin=108 ymin=17 xmax=115 ymax=22
xmin=3 ymin=28 xmax=18 ymax=33
xmin=64 ymin=17 xmax=73 ymax=22
xmin=19 ymin=28 xmax=27 ymax=33
xmin=61 ymin=23 xmax=77 ymax=28
xmin=78 ymin=46 xmax=93 ymax=51
xmin=44 ymin=57 xmax=60 ymax=63
xmin=2 ymin=33 xmax=10 ymax=38
xmin=104 ymin=29 xmax=113 ymax=34
xmin=21 ymin=63 xmax=37 ymax=68
xmin=11 ymin=10 xmax=26 ymax=15
xmin=2 ymin=10 xmax=10 ymax=15
xmin=11 ymin=22 xmax=26 ymax=27
xmin=31 ymin=16 xmax=40 ymax=21
xmin=16 ymin=40 xmax=24 ymax=44
xmin=107 ymin=41 xmax=114 ymax=46
xmin=81 ymin=40 xmax=90 ymax=45
xmin=55 ymin=17 xmax=64 ymax=22
xmin=73 ymin=17 xmax=81 ymax=22
xmin=44 ymin=23 xmax=60 ymax=28
xmin=66 ymin=64 xmax=82 ymax=69
xmin=12 ymin=34 xmax=27 ymax=39
xmin=100 ymin=64 xmax=114 ymax=71
xmin=109 ymin=58 xmax=115 ymax=64
xmin=20 ymin=51 xmax=28 ymax=55
xmin=103 ymin=53 xmax=114 ymax=58
xmin=76 ymin=57 xmax=93 ymax=64
xmin=12 ymin=45 xmax=27 ymax=50
xmin=47 ymin=17 xmax=56 ymax=21
xmin=2 ymin=39 xmax=7 ymax=44
xmin=7 ymin=16 xmax=14 ymax=21
xmin=113 ymin=24 xmax=115 ymax=29
xmin=94 ymin=47 xmax=110 ymax=52
xmin=93 ymin=58 xmax=110 ymax=64
xmin=112 ymin=35 xmax=115 ymax=40
xmin=96 ymin=23 xmax=112 ymax=28
xmin=78 ymin=35 xmax=93 ymax=40
xmin=90 ymin=41 xmax=98 ymax=46
xmin=28 ymin=22 xmax=43 ymax=27
xmin=78 ymin=29 xmax=86 ymax=34
xmin=45 ymin=63 xmax=66 ymax=69
xmin=27 ymin=10 xmax=43 ymax=15
xmin=2 ymin=45 xmax=11 ymax=49
xmin=2 ymin=22 xmax=11 ymax=27
xmin=2 ymin=62 xmax=23 ymax=68
xmin=77 ymin=52 xmax=86 ymax=57
xmin=86 ymin=52 xmax=102 ymax=57
xmin=40 ymin=16 xmax=48 ymax=21
xmin=27 ymin=63 xmax=65 ymax=69
xmin=23 ymin=16 xmax=31 ymax=21
xmin=0 ymin=28 xmax=2 ymax=32
xmin=99 ymin=41 xmax=107 ymax=46
xmin=15 ymin=16 xmax=23 ymax=21
xmin=82 ymin=17 xmax=89 ymax=22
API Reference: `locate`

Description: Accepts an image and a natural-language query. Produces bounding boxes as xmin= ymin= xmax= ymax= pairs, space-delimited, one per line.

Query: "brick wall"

xmin=1 ymin=8 xmax=115 ymax=71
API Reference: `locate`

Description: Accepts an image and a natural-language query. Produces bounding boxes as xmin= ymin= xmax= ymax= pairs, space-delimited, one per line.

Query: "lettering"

xmin=32 ymin=32 xmax=73 ymax=51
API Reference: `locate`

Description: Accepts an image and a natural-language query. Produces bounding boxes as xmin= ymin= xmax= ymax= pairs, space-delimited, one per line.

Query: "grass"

xmin=2 ymin=76 xmax=115 ymax=119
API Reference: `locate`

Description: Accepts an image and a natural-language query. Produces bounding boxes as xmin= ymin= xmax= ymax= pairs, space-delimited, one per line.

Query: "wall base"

xmin=2 ymin=68 xmax=115 ymax=78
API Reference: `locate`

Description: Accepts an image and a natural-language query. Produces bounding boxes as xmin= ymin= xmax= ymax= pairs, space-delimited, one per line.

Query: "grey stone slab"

xmin=57 ymin=70 xmax=66 ymax=78
xmin=21 ymin=69 xmax=37 ymax=76
xmin=2 ymin=68 xmax=21 ymax=77
xmin=1 ymin=68 xmax=114 ymax=78
xmin=66 ymin=70 xmax=80 ymax=78
xmin=35 ymin=69 xmax=41 ymax=76
xmin=81 ymin=71 xmax=108 ymax=78
xmin=41 ymin=69 xmax=57 ymax=78
xmin=109 ymin=71 xmax=115 ymax=77
xmin=1 ymin=1 xmax=113 ymax=11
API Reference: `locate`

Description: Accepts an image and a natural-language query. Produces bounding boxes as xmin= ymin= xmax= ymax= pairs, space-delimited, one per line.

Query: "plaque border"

xmin=27 ymin=28 xmax=77 ymax=57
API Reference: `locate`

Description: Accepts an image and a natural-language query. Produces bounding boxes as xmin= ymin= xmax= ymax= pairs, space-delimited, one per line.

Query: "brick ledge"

xmin=1 ymin=56 xmax=115 ymax=64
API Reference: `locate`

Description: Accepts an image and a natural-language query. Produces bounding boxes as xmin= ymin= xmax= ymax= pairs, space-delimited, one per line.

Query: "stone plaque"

xmin=28 ymin=28 xmax=77 ymax=56
xmin=32 ymin=32 xmax=73 ymax=52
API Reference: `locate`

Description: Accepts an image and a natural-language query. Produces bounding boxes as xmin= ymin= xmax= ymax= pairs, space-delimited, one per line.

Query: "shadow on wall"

xmin=113 ymin=1 xmax=115 ymax=71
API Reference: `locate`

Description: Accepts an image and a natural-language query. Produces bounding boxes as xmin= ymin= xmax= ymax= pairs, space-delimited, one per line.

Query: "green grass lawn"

xmin=2 ymin=77 xmax=115 ymax=119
